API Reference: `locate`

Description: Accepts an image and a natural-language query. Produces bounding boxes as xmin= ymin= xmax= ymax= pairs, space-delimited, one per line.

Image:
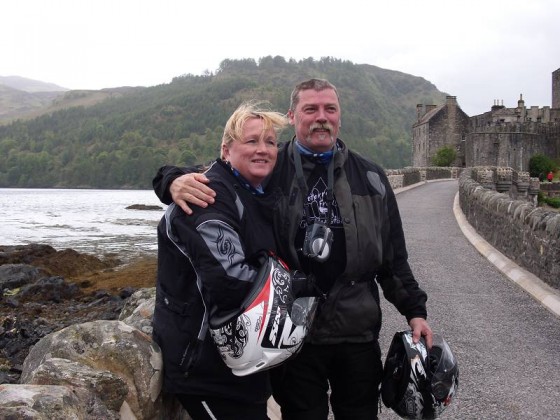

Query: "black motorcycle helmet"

xmin=381 ymin=330 xmax=459 ymax=419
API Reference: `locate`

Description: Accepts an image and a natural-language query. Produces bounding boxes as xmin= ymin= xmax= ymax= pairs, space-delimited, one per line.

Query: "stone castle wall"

xmin=412 ymin=97 xmax=470 ymax=167
xmin=465 ymin=122 xmax=560 ymax=171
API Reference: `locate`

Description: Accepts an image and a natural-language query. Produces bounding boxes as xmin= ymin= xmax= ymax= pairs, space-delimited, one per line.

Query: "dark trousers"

xmin=177 ymin=395 xmax=269 ymax=420
xmin=271 ymin=341 xmax=383 ymax=420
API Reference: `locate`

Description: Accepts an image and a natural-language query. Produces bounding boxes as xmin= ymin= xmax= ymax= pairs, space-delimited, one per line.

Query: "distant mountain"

xmin=0 ymin=56 xmax=448 ymax=189
xmin=0 ymin=76 xmax=146 ymax=124
xmin=0 ymin=76 xmax=68 ymax=93
xmin=0 ymin=76 xmax=69 ymax=123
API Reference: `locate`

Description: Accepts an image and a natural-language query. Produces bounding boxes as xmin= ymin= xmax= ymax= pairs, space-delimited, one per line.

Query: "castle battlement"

xmin=470 ymin=121 xmax=560 ymax=135
xmin=413 ymin=68 xmax=560 ymax=171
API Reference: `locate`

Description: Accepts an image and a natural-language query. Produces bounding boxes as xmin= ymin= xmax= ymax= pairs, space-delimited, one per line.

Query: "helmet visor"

xmin=430 ymin=335 xmax=457 ymax=375
xmin=430 ymin=335 xmax=459 ymax=401
xmin=289 ymin=296 xmax=318 ymax=327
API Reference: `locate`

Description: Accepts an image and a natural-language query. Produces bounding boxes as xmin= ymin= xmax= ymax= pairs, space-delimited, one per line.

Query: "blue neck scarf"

xmin=295 ymin=140 xmax=336 ymax=165
xmin=224 ymin=161 xmax=264 ymax=195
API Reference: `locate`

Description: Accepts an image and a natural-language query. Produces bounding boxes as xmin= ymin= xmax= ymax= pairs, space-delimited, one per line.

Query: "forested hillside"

xmin=0 ymin=57 xmax=446 ymax=189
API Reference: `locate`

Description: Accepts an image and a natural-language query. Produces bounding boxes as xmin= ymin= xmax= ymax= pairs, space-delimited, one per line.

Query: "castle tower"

xmin=516 ymin=94 xmax=526 ymax=120
xmin=553 ymin=68 xmax=560 ymax=109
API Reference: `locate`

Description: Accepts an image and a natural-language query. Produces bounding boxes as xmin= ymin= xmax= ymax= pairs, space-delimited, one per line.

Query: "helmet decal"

xmin=404 ymin=332 xmax=428 ymax=360
xmin=398 ymin=355 xmax=431 ymax=417
xmin=212 ymin=277 xmax=272 ymax=360
xmin=211 ymin=314 xmax=250 ymax=359
xmin=247 ymin=276 xmax=271 ymax=341
xmin=262 ymin=263 xmax=297 ymax=349
xmin=210 ymin=253 xmax=317 ymax=376
xmin=272 ymin=263 xmax=291 ymax=304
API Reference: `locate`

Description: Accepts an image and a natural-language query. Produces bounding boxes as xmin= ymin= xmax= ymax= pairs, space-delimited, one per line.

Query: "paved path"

xmin=379 ymin=180 xmax=560 ymax=419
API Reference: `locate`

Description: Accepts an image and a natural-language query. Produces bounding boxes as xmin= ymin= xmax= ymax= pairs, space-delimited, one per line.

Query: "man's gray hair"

xmin=289 ymin=78 xmax=339 ymax=111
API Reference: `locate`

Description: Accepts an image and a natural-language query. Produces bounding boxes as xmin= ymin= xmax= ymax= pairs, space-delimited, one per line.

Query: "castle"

xmin=412 ymin=68 xmax=560 ymax=171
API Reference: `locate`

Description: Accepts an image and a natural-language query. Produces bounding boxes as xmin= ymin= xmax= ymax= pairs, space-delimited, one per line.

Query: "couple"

xmin=153 ymin=78 xmax=433 ymax=420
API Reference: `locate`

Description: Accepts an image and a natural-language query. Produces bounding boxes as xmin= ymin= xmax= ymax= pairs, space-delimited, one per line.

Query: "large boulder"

xmin=24 ymin=357 xmax=128 ymax=413
xmin=0 ymin=383 xmax=117 ymax=419
xmin=20 ymin=320 xmax=163 ymax=419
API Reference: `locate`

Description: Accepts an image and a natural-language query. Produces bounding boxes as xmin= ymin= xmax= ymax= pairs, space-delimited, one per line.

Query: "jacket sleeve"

xmin=152 ymin=165 xmax=191 ymax=205
xmin=167 ymin=182 xmax=258 ymax=313
xmin=376 ymin=173 xmax=428 ymax=321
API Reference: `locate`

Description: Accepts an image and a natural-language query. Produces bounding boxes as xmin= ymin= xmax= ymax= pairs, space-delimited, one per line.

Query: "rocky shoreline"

xmin=0 ymin=244 xmax=157 ymax=385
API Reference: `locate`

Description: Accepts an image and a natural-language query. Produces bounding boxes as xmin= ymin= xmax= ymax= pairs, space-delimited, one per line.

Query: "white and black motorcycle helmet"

xmin=381 ymin=330 xmax=459 ymax=419
xmin=209 ymin=252 xmax=317 ymax=376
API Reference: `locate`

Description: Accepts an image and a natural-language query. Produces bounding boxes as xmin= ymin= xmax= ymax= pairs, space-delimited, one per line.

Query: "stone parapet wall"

xmin=385 ymin=167 xmax=460 ymax=190
xmin=541 ymin=181 xmax=560 ymax=198
xmin=386 ymin=167 xmax=421 ymax=189
xmin=459 ymin=170 xmax=560 ymax=289
xmin=466 ymin=166 xmax=539 ymax=205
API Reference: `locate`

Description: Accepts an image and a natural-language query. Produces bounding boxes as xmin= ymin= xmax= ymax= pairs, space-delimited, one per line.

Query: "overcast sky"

xmin=2 ymin=0 xmax=559 ymax=116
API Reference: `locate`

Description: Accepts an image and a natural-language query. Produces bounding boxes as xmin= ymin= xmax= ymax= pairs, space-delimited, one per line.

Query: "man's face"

xmin=288 ymin=88 xmax=341 ymax=153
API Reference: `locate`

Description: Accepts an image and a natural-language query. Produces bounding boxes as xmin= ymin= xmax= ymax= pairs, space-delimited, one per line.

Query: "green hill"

xmin=0 ymin=56 xmax=447 ymax=189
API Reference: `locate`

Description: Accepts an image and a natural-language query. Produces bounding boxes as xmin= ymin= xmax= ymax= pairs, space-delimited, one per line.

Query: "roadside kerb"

xmin=452 ymin=192 xmax=560 ymax=318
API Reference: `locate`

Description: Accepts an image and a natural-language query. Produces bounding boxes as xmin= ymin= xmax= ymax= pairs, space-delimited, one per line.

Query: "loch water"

xmin=0 ymin=188 xmax=166 ymax=260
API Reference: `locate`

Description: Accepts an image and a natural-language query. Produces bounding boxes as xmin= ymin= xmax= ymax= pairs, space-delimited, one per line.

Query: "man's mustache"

xmin=309 ymin=123 xmax=334 ymax=133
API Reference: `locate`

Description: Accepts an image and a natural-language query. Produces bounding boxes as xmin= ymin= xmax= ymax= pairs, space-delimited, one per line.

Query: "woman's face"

xmin=222 ymin=117 xmax=278 ymax=187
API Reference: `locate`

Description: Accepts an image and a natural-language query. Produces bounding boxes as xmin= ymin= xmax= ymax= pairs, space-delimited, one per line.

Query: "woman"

xmin=153 ymin=102 xmax=287 ymax=419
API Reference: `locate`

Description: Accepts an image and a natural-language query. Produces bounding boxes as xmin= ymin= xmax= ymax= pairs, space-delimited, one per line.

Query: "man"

xmin=153 ymin=79 xmax=432 ymax=420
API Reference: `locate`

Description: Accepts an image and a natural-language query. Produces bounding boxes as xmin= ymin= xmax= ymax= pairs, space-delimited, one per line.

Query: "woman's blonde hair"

xmin=221 ymin=101 xmax=288 ymax=159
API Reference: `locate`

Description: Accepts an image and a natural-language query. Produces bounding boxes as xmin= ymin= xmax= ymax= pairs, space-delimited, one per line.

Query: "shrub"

xmin=431 ymin=146 xmax=457 ymax=167
xmin=538 ymin=191 xmax=560 ymax=209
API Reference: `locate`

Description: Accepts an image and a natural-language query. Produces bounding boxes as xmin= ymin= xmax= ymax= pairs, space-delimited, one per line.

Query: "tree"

xmin=432 ymin=146 xmax=457 ymax=167
xmin=529 ymin=154 xmax=556 ymax=180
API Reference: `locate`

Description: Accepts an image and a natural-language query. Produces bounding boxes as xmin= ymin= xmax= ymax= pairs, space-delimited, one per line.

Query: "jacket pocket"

xmin=313 ymin=281 xmax=381 ymax=338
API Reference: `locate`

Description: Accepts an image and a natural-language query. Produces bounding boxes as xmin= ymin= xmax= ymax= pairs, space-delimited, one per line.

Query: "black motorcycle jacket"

xmin=153 ymin=159 xmax=276 ymax=402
